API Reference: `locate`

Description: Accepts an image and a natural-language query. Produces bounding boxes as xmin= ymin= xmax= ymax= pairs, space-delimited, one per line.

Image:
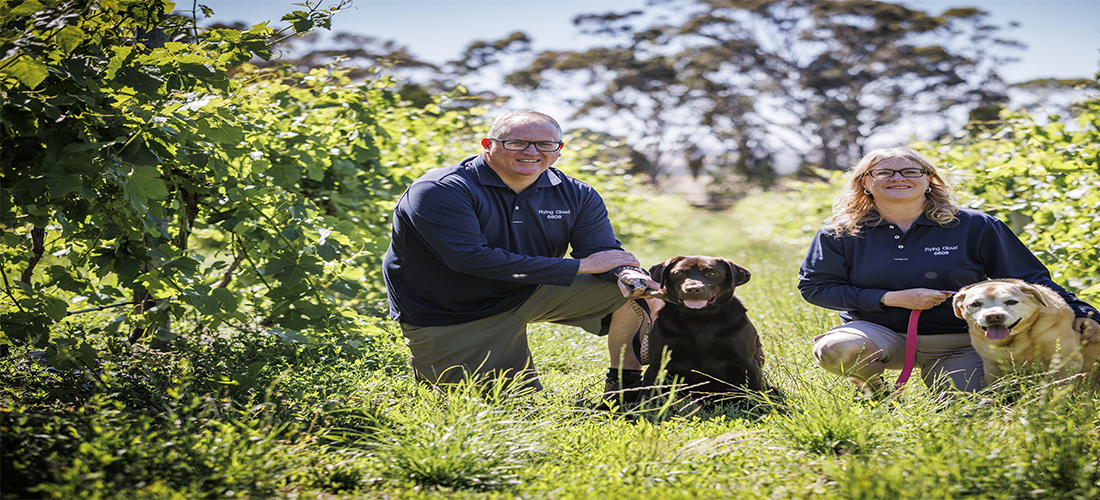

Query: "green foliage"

xmin=918 ymin=89 xmax=1100 ymax=301
xmin=369 ymin=381 xmax=544 ymax=490
xmin=836 ymin=390 xmax=1100 ymax=500
xmin=3 ymin=394 xmax=315 ymax=499
xmin=0 ymin=1 xmax=684 ymax=367
xmin=0 ymin=0 xmax=481 ymax=354
xmin=556 ymin=129 xmax=695 ymax=247
xmin=771 ymin=391 xmax=890 ymax=457
xmin=4 ymin=211 xmax=1100 ymax=499
xmin=733 ymin=170 xmax=846 ymax=247
xmin=1 ymin=309 xmax=410 ymax=498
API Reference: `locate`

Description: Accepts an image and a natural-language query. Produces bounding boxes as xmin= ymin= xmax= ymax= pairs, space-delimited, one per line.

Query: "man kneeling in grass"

xmin=383 ymin=110 xmax=658 ymax=394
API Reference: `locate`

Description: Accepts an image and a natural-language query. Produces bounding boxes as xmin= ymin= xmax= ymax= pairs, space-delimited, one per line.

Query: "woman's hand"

xmin=881 ymin=288 xmax=955 ymax=311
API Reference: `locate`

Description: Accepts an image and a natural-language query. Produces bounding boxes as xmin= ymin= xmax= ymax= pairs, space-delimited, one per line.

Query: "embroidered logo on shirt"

xmin=537 ymin=209 xmax=571 ymax=220
xmin=925 ymin=246 xmax=958 ymax=256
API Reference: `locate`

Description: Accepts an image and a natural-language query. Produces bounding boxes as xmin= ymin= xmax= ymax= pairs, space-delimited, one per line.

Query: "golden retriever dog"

xmin=952 ymin=279 xmax=1100 ymax=386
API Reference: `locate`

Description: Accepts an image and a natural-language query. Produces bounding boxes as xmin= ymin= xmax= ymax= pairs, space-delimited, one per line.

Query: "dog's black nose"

xmin=683 ymin=280 xmax=706 ymax=291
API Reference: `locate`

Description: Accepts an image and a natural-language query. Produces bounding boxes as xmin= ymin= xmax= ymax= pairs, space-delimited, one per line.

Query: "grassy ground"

xmin=3 ymin=210 xmax=1099 ymax=499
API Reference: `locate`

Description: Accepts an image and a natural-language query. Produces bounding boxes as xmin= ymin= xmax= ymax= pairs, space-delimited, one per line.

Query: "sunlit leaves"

xmin=1 ymin=54 xmax=49 ymax=88
xmin=54 ymin=25 xmax=84 ymax=54
xmin=327 ymin=277 xmax=362 ymax=299
xmin=9 ymin=0 xmax=47 ymax=16
xmin=104 ymin=46 xmax=133 ymax=79
xmin=0 ymin=0 xmax=486 ymax=352
xmin=265 ymin=253 xmax=323 ymax=288
xmin=0 ymin=311 xmax=52 ymax=344
xmin=282 ymin=8 xmax=334 ymax=34
xmin=184 ymin=284 xmax=239 ymax=328
xmin=123 ymin=164 xmax=170 ymax=213
xmin=921 ymin=89 xmax=1100 ymax=301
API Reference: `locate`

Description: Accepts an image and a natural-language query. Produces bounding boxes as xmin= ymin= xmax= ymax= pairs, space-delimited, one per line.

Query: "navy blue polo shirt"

xmin=383 ymin=155 xmax=624 ymax=327
xmin=798 ymin=208 xmax=1097 ymax=335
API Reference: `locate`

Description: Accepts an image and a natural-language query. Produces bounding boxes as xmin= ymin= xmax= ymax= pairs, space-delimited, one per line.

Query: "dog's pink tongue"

xmin=683 ymin=300 xmax=709 ymax=309
xmin=985 ymin=325 xmax=1011 ymax=340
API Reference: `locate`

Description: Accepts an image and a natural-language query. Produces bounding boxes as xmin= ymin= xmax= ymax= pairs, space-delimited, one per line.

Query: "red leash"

xmin=895 ymin=309 xmax=921 ymax=390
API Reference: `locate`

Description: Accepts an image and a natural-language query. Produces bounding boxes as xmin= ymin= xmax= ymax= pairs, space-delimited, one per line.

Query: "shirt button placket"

xmin=512 ymin=201 xmax=524 ymax=224
xmin=889 ymin=225 xmax=908 ymax=258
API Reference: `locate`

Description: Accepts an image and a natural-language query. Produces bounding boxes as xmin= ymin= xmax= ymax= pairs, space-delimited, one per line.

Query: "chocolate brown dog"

xmin=642 ymin=255 xmax=767 ymax=397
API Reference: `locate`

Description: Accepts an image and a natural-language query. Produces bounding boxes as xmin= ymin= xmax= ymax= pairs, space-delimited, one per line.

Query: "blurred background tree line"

xmin=250 ymin=0 xmax=1098 ymax=197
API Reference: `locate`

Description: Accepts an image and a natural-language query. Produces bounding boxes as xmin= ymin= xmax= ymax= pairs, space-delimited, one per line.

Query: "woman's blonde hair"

xmin=828 ymin=147 xmax=958 ymax=236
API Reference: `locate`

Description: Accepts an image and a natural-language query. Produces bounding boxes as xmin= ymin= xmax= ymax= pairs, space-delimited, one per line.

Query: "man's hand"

xmin=577 ymin=250 xmax=640 ymax=274
xmin=1075 ymin=317 xmax=1100 ymax=343
xmin=616 ymin=268 xmax=660 ymax=298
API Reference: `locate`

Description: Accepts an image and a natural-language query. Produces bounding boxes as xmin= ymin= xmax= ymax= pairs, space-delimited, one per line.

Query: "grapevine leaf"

xmin=328 ymin=277 xmax=361 ymax=298
xmin=281 ymin=227 xmax=302 ymax=241
xmin=44 ymin=337 xmax=98 ymax=371
xmin=124 ymin=164 xmax=169 ymax=212
xmin=281 ymin=11 xmax=315 ymax=33
xmin=114 ymin=66 xmax=165 ymax=95
xmin=45 ymin=266 xmax=86 ymax=293
xmin=42 ymin=295 xmax=70 ymax=321
xmin=10 ymin=0 xmax=46 ymax=16
xmin=266 ymin=254 xmax=322 ymax=287
xmin=55 ymin=25 xmax=84 ymax=54
xmin=2 ymin=55 xmax=49 ymax=89
xmin=106 ymin=46 xmax=133 ymax=79
xmin=0 ymin=312 xmax=51 ymax=345
xmin=317 ymin=241 xmax=340 ymax=261
xmin=211 ymin=287 xmax=238 ymax=312
xmin=185 ymin=285 xmax=236 ymax=316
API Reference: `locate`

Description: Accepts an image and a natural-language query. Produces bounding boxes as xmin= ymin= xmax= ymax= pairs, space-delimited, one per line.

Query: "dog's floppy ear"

xmin=952 ymin=289 xmax=970 ymax=319
xmin=953 ymin=282 xmax=984 ymax=319
xmin=648 ymin=256 xmax=683 ymax=287
xmin=1018 ymin=282 xmax=1051 ymax=307
xmin=720 ymin=258 xmax=751 ymax=288
xmin=647 ymin=263 xmax=666 ymax=285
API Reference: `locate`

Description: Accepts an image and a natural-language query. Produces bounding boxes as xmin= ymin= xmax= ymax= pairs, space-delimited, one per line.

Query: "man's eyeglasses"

xmin=490 ymin=138 xmax=564 ymax=152
xmin=864 ymin=168 xmax=928 ymax=179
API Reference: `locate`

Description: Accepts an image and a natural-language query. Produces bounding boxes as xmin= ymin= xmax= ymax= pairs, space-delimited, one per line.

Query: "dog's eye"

xmin=968 ymin=301 xmax=982 ymax=308
xmin=1004 ymin=300 xmax=1018 ymax=306
xmin=671 ymin=269 xmax=686 ymax=275
xmin=705 ymin=271 xmax=719 ymax=277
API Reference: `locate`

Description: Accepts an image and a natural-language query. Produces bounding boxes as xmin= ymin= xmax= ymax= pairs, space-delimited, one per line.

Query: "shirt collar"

xmin=866 ymin=211 xmax=937 ymax=228
xmin=470 ymin=155 xmax=562 ymax=190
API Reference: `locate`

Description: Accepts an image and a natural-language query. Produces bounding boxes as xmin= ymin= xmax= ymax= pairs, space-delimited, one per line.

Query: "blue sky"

xmin=203 ymin=0 xmax=1100 ymax=83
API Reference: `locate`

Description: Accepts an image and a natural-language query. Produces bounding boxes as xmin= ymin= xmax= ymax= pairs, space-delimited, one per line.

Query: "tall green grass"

xmin=3 ymin=210 xmax=1098 ymax=499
